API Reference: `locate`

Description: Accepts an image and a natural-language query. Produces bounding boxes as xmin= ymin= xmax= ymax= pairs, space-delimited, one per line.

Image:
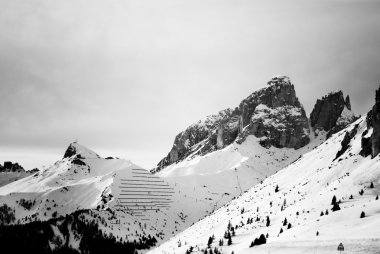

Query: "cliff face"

xmin=361 ymin=86 xmax=380 ymax=158
xmin=153 ymin=76 xmax=310 ymax=173
xmin=0 ymin=162 xmax=25 ymax=173
xmin=310 ymin=91 xmax=357 ymax=137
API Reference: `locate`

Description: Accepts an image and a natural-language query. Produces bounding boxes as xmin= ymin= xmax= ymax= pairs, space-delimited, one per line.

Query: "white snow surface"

xmin=149 ymin=117 xmax=380 ymax=254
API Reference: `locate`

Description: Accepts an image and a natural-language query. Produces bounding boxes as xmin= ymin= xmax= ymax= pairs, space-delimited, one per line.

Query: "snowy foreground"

xmin=149 ymin=117 xmax=380 ymax=254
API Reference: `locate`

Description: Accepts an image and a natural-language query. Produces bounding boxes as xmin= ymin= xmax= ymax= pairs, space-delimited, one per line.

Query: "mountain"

xmin=0 ymin=161 xmax=39 ymax=187
xmin=149 ymin=87 xmax=380 ymax=254
xmin=310 ymin=91 xmax=358 ymax=137
xmin=153 ymin=76 xmax=310 ymax=174
xmin=0 ymin=142 xmax=248 ymax=252
xmin=0 ymin=76 xmax=368 ymax=253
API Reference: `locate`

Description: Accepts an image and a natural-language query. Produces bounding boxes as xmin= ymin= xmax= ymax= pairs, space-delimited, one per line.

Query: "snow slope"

xmin=149 ymin=117 xmax=380 ymax=254
xmin=156 ymin=129 xmax=325 ymax=207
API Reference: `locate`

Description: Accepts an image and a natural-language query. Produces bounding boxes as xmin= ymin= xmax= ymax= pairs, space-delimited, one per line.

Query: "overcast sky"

xmin=1 ymin=0 xmax=380 ymax=170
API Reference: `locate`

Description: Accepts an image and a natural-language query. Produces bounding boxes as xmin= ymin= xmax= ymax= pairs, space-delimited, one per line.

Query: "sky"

xmin=0 ymin=0 xmax=380 ymax=170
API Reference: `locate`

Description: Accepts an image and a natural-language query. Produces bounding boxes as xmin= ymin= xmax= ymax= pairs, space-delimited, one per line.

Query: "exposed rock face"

xmin=310 ymin=91 xmax=357 ymax=137
xmin=236 ymin=104 xmax=309 ymax=149
xmin=0 ymin=162 xmax=25 ymax=173
xmin=155 ymin=109 xmax=241 ymax=172
xmin=361 ymin=85 xmax=380 ymax=158
xmin=153 ymin=76 xmax=310 ymax=173
xmin=63 ymin=142 xmax=100 ymax=159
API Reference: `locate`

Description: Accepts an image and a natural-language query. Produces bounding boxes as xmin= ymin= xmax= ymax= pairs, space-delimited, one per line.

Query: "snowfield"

xmin=148 ymin=117 xmax=380 ymax=254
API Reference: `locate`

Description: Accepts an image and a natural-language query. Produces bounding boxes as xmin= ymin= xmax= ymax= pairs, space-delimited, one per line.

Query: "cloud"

xmin=0 ymin=0 xmax=379 ymax=169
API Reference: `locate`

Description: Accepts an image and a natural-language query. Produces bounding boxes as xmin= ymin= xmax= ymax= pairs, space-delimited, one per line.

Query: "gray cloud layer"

xmin=1 ymin=0 xmax=380 ymax=169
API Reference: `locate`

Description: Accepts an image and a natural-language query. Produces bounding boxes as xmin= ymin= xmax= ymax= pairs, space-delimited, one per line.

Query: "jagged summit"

xmin=63 ymin=142 xmax=101 ymax=159
xmin=154 ymin=76 xmax=309 ymax=173
xmin=267 ymin=75 xmax=291 ymax=86
xmin=310 ymin=91 xmax=357 ymax=137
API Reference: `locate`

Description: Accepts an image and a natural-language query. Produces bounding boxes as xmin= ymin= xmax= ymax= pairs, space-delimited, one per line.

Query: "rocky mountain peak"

xmin=310 ymin=91 xmax=357 ymax=137
xmin=361 ymin=85 xmax=380 ymax=158
xmin=63 ymin=142 xmax=100 ymax=159
xmin=0 ymin=161 xmax=25 ymax=173
xmin=153 ymin=76 xmax=310 ymax=173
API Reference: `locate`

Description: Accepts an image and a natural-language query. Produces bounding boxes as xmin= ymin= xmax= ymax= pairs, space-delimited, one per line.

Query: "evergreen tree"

xmin=279 ymin=228 xmax=283 ymax=234
xmin=258 ymin=234 xmax=266 ymax=244
xmin=325 ymin=209 xmax=329 ymax=215
xmin=207 ymin=236 xmax=213 ymax=247
xmin=359 ymin=189 xmax=364 ymax=196
xmin=316 ymin=231 xmax=319 ymax=236
xmin=227 ymin=220 xmax=232 ymax=231
xmin=227 ymin=235 xmax=232 ymax=246
xmin=283 ymin=217 xmax=287 ymax=226
xmin=332 ymin=202 xmax=340 ymax=212
xmin=376 ymin=195 xmax=379 ymax=200
xmin=287 ymin=223 xmax=292 ymax=229
xmin=331 ymin=195 xmax=337 ymax=205
xmin=370 ymin=182 xmax=374 ymax=188
xmin=266 ymin=216 xmax=270 ymax=227
xmin=360 ymin=211 xmax=365 ymax=218
xmin=275 ymin=185 xmax=279 ymax=193
xmin=349 ymin=195 xmax=353 ymax=199
xmin=320 ymin=211 xmax=324 ymax=216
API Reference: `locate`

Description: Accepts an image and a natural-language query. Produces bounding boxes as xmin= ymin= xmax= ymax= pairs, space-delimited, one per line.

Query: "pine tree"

xmin=370 ymin=182 xmax=374 ymax=188
xmin=325 ymin=209 xmax=329 ymax=215
xmin=283 ymin=217 xmax=287 ymax=226
xmin=376 ymin=195 xmax=379 ymax=200
xmin=275 ymin=185 xmax=279 ymax=193
xmin=359 ymin=189 xmax=364 ymax=196
xmin=360 ymin=211 xmax=365 ymax=218
xmin=287 ymin=223 xmax=292 ymax=229
xmin=279 ymin=228 xmax=283 ymax=234
xmin=227 ymin=235 xmax=232 ymax=246
xmin=332 ymin=202 xmax=340 ymax=212
xmin=266 ymin=216 xmax=270 ymax=227
xmin=331 ymin=195 xmax=337 ymax=205
xmin=258 ymin=234 xmax=266 ymax=244
xmin=320 ymin=211 xmax=324 ymax=216
xmin=316 ymin=231 xmax=319 ymax=236
xmin=349 ymin=194 xmax=353 ymax=199
xmin=207 ymin=236 xmax=213 ymax=247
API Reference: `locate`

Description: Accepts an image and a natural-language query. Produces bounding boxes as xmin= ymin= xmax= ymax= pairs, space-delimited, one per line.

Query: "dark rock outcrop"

xmin=153 ymin=76 xmax=310 ymax=173
xmin=63 ymin=142 xmax=100 ymax=159
xmin=63 ymin=143 xmax=78 ymax=158
xmin=0 ymin=162 xmax=25 ymax=173
xmin=334 ymin=123 xmax=359 ymax=161
xmin=361 ymin=85 xmax=380 ymax=158
xmin=310 ymin=91 xmax=357 ymax=137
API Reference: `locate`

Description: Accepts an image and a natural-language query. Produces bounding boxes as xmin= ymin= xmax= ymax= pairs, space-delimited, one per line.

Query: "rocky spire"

xmin=345 ymin=95 xmax=351 ymax=110
xmin=310 ymin=91 xmax=357 ymax=137
xmin=362 ymin=85 xmax=380 ymax=158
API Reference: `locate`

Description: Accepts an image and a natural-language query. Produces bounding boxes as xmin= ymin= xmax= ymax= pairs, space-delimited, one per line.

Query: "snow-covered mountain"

xmin=153 ymin=76 xmax=312 ymax=174
xmin=0 ymin=141 xmax=259 ymax=251
xmin=0 ymin=161 xmax=38 ymax=187
xmin=0 ymin=76 xmax=370 ymax=253
xmin=148 ymin=88 xmax=380 ymax=254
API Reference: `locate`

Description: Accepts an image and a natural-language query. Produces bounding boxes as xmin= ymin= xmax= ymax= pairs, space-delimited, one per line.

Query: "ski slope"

xmin=149 ymin=117 xmax=380 ymax=254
